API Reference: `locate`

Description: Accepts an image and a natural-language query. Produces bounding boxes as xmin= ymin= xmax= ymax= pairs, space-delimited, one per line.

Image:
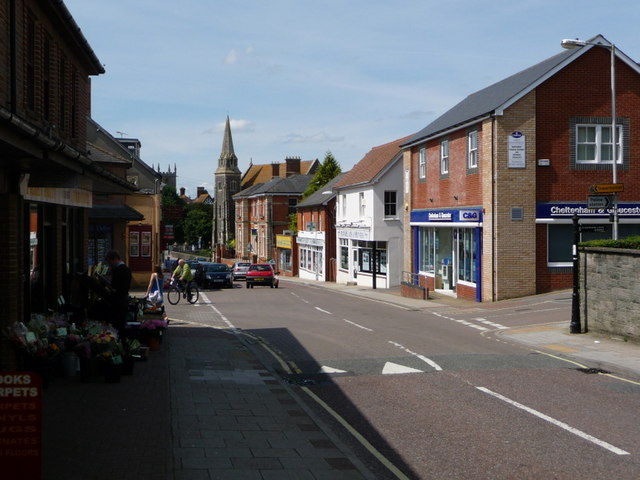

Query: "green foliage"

xmin=183 ymin=203 xmax=213 ymax=247
xmin=303 ymin=151 xmax=341 ymax=198
xmin=288 ymin=213 xmax=298 ymax=235
xmin=160 ymin=185 xmax=186 ymax=207
xmin=580 ymin=235 xmax=640 ymax=249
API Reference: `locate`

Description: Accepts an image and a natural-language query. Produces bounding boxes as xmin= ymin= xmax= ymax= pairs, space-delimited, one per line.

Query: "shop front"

xmin=298 ymin=231 xmax=326 ymax=281
xmin=275 ymin=234 xmax=295 ymax=276
xmin=411 ymin=208 xmax=483 ymax=301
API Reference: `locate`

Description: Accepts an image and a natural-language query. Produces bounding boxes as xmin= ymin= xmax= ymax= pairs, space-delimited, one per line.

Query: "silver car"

xmin=232 ymin=262 xmax=251 ymax=281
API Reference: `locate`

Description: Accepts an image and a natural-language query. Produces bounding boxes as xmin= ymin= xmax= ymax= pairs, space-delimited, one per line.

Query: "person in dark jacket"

xmin=105 ymin=250 xmax=132 ymax=334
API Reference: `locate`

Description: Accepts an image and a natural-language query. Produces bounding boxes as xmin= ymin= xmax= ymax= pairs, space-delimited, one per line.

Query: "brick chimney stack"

xmin=180 ymin=187 xmax=186 ymax=196
xmin=285 ymin=156 xmax=301 ymax=177
xmin=271 ymin=162 xmax=280 ymax=179
xmin=197 ymin=186 xmax=207 ymax=197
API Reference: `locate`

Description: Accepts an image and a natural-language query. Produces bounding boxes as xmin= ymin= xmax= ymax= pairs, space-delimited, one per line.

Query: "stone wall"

xmin=579 ymin=246 xmax=640 ymax=340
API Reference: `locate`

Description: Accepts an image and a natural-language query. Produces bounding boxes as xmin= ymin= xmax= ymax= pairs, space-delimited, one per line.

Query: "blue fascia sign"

xmin=411 ymin=208 xmax=482 ymax=223
xmin=536 ymin=202 xmax=640 ymax=219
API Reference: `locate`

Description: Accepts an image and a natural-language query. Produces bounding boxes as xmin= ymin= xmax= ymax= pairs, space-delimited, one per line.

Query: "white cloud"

xmin=224 ymin=49 xmax=238 ymax=64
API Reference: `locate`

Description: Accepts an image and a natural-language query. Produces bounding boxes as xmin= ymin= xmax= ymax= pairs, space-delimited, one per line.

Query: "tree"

xmin=160 ymin=185 xmax=186 ymax=207
xmin=183 ymin=203 xmax=213 ymax=248
xmin=303 ymin=151 xmax=341 ymax=198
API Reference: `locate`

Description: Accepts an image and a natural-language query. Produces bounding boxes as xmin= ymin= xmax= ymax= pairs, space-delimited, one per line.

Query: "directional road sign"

xmin=590 ymin=183 xmax=624 ymax=194
xmin=587 ymin=195 xmax=613 ymax=209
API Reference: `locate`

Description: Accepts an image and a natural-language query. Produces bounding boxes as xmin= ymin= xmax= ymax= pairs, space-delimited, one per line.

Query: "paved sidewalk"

xmin=43 ymin=297 xmax=370 ymax=480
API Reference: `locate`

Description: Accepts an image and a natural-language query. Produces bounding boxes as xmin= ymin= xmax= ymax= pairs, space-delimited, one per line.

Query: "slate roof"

xmin=402 ymin=34 xmax=640 ymax=147
xmin=235 ymin=174 xmax=312 ymax=198
xmin=335 ymin=135 xmax=412 ymax=189
xmin=296 ymin=173 xmax=347 ymax=208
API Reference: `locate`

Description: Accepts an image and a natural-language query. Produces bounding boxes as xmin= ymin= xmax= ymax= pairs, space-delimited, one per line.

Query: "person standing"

xmin=105 ymin=250 xmax=132 ymax=334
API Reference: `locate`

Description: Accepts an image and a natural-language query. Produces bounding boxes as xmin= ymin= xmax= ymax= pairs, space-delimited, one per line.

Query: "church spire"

xmin=217 ymin=115 xmax=240 ymax=173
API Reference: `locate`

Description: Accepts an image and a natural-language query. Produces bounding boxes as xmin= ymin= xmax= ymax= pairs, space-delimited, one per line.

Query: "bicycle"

xmin=167 ymin=278 xmax=199 ymax=305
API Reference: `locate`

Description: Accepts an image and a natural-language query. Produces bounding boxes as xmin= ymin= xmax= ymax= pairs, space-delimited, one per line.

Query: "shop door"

xmin=128 ymin=224 xmax=153 ymax=273
xmin=436 ymin=228 xmax=454 ymax=290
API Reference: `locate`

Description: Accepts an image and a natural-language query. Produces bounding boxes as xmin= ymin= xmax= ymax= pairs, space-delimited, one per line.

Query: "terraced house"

xmin=402 ymin=35 xmax=640 ymax=302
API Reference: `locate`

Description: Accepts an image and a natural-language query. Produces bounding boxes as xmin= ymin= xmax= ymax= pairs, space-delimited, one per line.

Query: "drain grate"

xmin=577 ymin=367 xmax=611 ymax=374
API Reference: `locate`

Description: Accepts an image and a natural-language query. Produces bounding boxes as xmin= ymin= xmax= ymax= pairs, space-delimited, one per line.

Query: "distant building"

xmin=212 ymin=116 xmax=242 ymax=247
xmin=234 ymin=156 xmax=319 ymax=266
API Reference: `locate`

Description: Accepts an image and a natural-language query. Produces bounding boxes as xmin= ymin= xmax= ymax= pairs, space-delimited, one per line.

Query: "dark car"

xmin=232 ymin=262 xmax=251 ymax=281
xmin=245 ymin=263 xmax=279 ymax=288
xmin=196 ymin=262 xmax=233 ymax=289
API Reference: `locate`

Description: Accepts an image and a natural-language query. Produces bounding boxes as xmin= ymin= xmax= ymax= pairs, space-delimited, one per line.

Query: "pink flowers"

xmin=140 ymin=319 xmax=168 ymax=331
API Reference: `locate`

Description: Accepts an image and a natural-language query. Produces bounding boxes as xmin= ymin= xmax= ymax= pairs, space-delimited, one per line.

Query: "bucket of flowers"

xmin=139 ymin=318 xmax=168 ymax=351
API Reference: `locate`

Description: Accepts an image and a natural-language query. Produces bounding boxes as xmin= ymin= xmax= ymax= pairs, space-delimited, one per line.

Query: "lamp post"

xmin=561 ymin=38 xmax=618 ymax=240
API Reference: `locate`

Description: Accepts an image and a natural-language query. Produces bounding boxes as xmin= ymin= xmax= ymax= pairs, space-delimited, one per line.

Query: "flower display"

xmin=140 ymin=318 xmax=168 ymax=331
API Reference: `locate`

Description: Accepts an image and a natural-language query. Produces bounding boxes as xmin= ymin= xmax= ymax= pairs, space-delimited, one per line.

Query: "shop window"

xmin=457 ymin=228 xmax=476 ymax=283
xmin=340 ymin=240 xmax=349 ymax=270
xmin=356 ymin=241 xmax=387 ymax=275
xmin=419 ymin=227 xmax=436 ymax=274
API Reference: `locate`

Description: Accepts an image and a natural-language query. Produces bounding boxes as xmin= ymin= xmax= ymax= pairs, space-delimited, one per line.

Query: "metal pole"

xmin=570 ymin=215 xmax=581 ymax=333
xmin=611 ymin=44 xmax=618 ymax=240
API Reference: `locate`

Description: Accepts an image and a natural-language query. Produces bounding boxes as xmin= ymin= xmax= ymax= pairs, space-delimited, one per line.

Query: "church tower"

xmin=213 ymin=116 xmax=242 ymax=247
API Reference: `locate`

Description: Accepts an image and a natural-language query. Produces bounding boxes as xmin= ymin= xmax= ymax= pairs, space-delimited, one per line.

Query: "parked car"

xmin=232 ymin=262 xmax=251 ymax=281
xmin=196 ymin=262 xmax=233 ymax=289
xmin=245 ymin=263 xmax=279 ymax=288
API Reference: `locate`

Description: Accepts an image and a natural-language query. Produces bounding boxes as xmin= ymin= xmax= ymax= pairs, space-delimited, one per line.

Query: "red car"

xmin=245 ymin=263 xmax=279 ymax=288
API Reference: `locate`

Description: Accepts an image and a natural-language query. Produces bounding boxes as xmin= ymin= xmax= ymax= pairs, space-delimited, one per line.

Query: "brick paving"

xmin=42 ymin=319 xmax=368 ymax=480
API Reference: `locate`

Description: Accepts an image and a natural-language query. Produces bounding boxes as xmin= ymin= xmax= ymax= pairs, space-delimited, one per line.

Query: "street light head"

xmin=561 ymin=38 xmax=587 ymax=49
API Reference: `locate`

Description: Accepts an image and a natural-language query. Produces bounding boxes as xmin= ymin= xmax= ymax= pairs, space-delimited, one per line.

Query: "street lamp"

xmin=561 ymin=38 xmax=619 ymax=240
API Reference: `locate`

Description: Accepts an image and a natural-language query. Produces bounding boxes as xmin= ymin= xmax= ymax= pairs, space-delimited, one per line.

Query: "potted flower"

xmin=139 ymin=318 xmax=168 ymax=351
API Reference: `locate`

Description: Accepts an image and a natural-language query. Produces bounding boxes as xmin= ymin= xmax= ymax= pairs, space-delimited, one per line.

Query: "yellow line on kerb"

xmin=255 ymin=336 xmax=410 ymax=480
xmin=534 ymin=350 xmax=640 ymax=385
xmin=300 ymin=385 xmax=411 ymax=480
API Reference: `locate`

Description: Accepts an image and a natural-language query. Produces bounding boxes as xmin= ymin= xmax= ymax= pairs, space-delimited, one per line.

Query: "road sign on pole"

xmin=587 ymin=195 xmax=613 ymax=209
xmin=590 ymin=183 xmax=623 ymax=194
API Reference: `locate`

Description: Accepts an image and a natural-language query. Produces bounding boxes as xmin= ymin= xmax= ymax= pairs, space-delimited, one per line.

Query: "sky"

xmin=64 ymin=0 xmax=640 ymax=198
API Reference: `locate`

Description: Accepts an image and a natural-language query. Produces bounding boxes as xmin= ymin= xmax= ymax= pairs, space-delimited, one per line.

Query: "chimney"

xmin=180 ymin=187 xmax=186 ymax=196
xmin=271 ymin=162 xmax=280 ymax=179
xmin=197 ymin=186 xmax=206 ymax=197
xmin=285 ymin=156 xmax=301 ymax=177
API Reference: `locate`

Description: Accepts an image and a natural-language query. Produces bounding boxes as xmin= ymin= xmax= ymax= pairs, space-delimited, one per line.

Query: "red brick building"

xmin=0 ymin=1 xmax=135 ymax=368
xmin=234 ymin=157 xmax=318 ymax=270
xmin=403 ymin=35 xmax=640 ymax=302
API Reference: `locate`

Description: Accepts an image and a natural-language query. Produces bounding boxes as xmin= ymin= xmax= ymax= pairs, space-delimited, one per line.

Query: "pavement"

xmin=41 ymin=277 xmax=640 ymax=480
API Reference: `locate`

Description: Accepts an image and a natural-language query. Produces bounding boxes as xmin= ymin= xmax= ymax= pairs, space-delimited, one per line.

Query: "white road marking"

xmin=382 ymin=362 xmax=423 ymax=375
xmin=320 ymin=365 xmax=348 ymax=373
xmin=474 ymin=317 xmax=509 ymax=329
xmin=343 ymin=319 xmax=373 ymax=331
xmin=388 ymin=341 xmax=443 ymax=371
xmin=476 ymin=386 xmax=630 ymax=456
xmin=315 ymin=307 xmax=332 ymax=315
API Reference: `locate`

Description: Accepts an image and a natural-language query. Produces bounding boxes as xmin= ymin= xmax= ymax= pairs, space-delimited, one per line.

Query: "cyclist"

xmin=171 ymin=259 xmax=194 ymax=298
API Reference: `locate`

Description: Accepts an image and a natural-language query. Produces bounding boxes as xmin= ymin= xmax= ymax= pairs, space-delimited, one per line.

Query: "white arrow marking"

xmin=382 ymin=362 xmax=423 ymax=375
xmin=320 ymin=365 xmax=348 ymax=374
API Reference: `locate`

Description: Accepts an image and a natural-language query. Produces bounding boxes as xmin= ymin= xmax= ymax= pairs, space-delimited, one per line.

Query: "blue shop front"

xmin=410 ymin=208 xmax=483 ymax=302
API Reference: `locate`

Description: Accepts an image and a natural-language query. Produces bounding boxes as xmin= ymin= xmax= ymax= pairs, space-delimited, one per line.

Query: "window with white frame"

xmin=339 ymin=238 xmax=349 ymax=270
xmin=359 ymin=192 xmax=366 ymax=218
xmin=576 ymin=124 xmax=622 ymax=164
xmin=467 ymin=130 xmax=478 ymax=169
xmin=384 ymin=191 xmax=397 ymax=218
xmin=341 ymin=194 xmax=347 ymax=218
xmin=419 ymin=147 xmax=426 ymax=179
xmin=440 ymin=140 xmax=449 ymax=175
